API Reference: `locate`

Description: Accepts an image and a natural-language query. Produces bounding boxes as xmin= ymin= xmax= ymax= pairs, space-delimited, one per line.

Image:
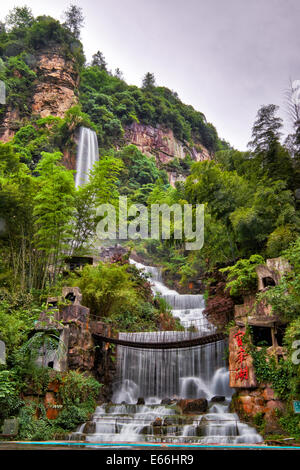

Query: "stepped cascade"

xmin=71 ymin=261 xmax=263 ymax=445
xmin=75 ymin=127 xmax=99 ymax=188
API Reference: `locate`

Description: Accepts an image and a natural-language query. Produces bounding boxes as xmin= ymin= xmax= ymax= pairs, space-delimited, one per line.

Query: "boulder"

xmin=161 ymin=398 xmax=172 ymax=405
xmin=137 ymin=397 xmax=145 ymax=405
xmin=263 ymin=387 xmax=275 ymax=401
xmin=177 ymin=398 xmax=208 ymax=413
xmin=211 ymin=396 xmax=225 ymax=402
xmin=153 ymin=417 xmax=163 ymax=426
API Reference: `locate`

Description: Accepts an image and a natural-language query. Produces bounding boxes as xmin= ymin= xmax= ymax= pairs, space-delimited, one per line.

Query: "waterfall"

xmin=113 ymin=337 xmax=230 ymax=403
xmin=75 ymin=127 xmax=99 ymax=188
xmin=130 ymin=259 xmax=211 ymax=332
xmin=71 ymin=260 xmax=263 ymax=445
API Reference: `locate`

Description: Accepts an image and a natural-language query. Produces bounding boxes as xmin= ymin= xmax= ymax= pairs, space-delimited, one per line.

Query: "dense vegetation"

xmin=79 ymin=66 xmax=226 ymax=151
xmin=0 ymin=5 xmax=299 ymax=441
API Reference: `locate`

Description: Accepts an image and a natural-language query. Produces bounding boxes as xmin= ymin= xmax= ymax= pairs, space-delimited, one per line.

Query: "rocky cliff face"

xmin=0 ymin=47 xmax=79 ymax=142
xmin=32 ymin=48 xmax=79 ymax=118
xmin=0 ymin=48 xmax=211 ymax=180
xmin=124 ymin=122 xmax=212 ymax=184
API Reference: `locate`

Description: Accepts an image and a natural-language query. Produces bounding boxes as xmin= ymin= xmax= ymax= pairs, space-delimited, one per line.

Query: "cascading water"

xmin=71 ymin=260 xmax=263 ymax=445
xmin=75 ymin=127 xmax=99 ymax=188
xmin=130 ymin=260 xmax=212 ymax=331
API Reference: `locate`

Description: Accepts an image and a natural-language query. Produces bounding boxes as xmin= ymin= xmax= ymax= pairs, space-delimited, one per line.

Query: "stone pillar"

xmin=229 ymin=326 xmax=257 ymax=388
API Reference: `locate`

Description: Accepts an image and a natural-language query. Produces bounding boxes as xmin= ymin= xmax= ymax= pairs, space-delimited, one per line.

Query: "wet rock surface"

xmin=177 ymin=398 xmax=208 ymax=414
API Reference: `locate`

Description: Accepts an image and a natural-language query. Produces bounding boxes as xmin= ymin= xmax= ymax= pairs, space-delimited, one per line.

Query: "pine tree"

xmin=142 ymin=72 xmax=156 ymax=90
xmin=91 ymin=51 xmax=107 ymax=71
xmin=248 ymin=104 xmax=293 ymax=183
xmin=248 ymin=104 xmax=282 ymax=155
xmin=63 ymin=4 xmax=84 ymax=39
xmin=114 ymin=68 xmax=124 ymax=80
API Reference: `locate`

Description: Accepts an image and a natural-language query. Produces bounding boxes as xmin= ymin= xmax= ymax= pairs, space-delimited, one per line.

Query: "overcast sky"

xmin=2 ymin=0 xmax=300 ymax=149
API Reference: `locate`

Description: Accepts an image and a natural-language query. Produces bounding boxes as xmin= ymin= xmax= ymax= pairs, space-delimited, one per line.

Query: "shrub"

xmin=220 ymin=254 xmax=265 ymax=296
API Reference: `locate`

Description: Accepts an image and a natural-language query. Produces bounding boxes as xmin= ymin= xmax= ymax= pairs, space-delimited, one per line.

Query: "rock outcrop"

xmin=232 ymin=386 xmax=286 ymax=433
xmin=177 ymin=398 xmax=208 ymax=413
xmin=31 ymin=48 xmax=79 ymax=118
xmin=124 ymin=122 xmax=211 ymax=184
xmin=0 ymin=46 xmax=79 ymax=143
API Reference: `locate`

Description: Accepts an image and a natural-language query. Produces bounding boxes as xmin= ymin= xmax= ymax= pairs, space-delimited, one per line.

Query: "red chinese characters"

xmin=234 ymin=331 xmax=249 ymax=382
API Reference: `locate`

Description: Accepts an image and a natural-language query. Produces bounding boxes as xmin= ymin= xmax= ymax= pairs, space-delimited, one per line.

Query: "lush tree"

xmin=248 ymin=104 xmax=283 ymax=155
xmin=220 ymin=254 xmax=265 ymax=297
xmin=230 ymin=180 xmax=299 ymax=253
xmin=266 ymin=225 xmax=296 ymax=258
xmin=248 ymin=104 xmax=294 ymax=183
xmin=33 ymin=152 xmax=75 ymax=287
xmin=5 ymin=6 xmax=34 ymax=30
xmin=185 ymin=160 xmax=251 ymax=224
xmin=0 ymin=143 xmax=38 ymax=290
xmin=70 ymin=156 xmax=123 ymax=254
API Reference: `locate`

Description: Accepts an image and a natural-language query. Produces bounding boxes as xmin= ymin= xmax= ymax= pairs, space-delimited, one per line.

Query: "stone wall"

xmin=35 ymin=287 xmax=116 ymax=402
xmin=232 ymin=386 xmax=286 ymax=434
xmin=22 ymin=375 xmax=63 ymax=420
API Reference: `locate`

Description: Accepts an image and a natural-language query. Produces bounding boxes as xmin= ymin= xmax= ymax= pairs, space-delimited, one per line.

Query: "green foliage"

xmin=5 ymin=6 xmax=34 ymax=31
xmin=253 ymin=412 xmax=266 ymax=434
xmin=266 ymin=225 xmax=296 ymax=258
xmin=0 ymin=54 xmax=36 ymax=118
xmin=220 ymin=254 xmax=265 ymax=296
xmin=54 ymin=405 xmax=90 ymax=430
xmin=250 ymin=313 xmax=300 ymax=406
xmin=79 ymin=65 xmax=221 ymax=151
xmin=251 ymin=347 xmax=293 ymax=399
xmin=91 ymin=50 xmax=107 ymax=70
xmin=186 ymin=160 xmax=251 ymax=223
xmin=69 ymin=261 xmax=164 ymax=331
xmin=33 ymin=152 xmax=75 ymax=287
xmin=71 ymin=262 xmax=139 ymax=318
xmin=248 ymin=104 xmax=294 ymax=185
xmin=258 ymin=237 xmax=300 ymax=321
xmin=3 ymin=368 xmax=101 ymax=440
xmin=279 ymin=412 xmax=300 ymax=438
xmin=0 ymin=11 xmax=85 ymax=104
xmin=0 ymin=291 xmax=42 ymax=356
xmin=0 ymin=370 xmax=23 ymax=419
xmin=59 ymin=370 xmax=101 ymax=406
xmin=18 ymin=404 xmax=53 ymax=440
xmin=114 ymin=145 xmax=167 ymax=202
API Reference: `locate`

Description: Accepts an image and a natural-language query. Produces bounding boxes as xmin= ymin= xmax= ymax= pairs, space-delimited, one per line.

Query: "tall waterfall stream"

xmin=71 ymin=260 xmax=263 ymax=445
xmin=75 ymin=127 xmax=99 ymax=188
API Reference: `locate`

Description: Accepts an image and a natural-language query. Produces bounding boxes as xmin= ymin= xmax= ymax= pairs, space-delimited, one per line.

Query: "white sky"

xmin=1 ymin=0 xmax=300 ymax=150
